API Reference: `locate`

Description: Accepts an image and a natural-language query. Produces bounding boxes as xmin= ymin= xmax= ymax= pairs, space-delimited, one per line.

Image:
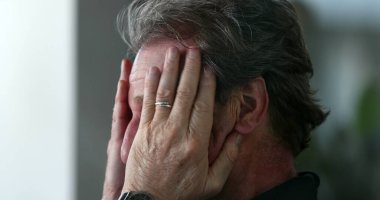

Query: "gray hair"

xmin=117 ymin=0 xmax=328 ymax=156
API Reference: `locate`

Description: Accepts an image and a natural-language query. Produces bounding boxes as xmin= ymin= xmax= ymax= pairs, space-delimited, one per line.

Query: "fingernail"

xmin=187 ymin=45 xmax=199 ymax=49
xmin=120 ymin=60 xmax=125 ymax=78
xmin=235 ymin=134 xmax=243 ymax=146
xmin=121 ymin=59 xmax=131 ymax=71
xmin=125 ymin=59 xmax=132 ymax=67
xmin=167 ymin=47 xmax=178 ymax=60
xmin=203 ymin=67 xmax=210 ymax=76
xmin=147 ymin=66 xmax=159 ymax=78
xmin=121 ymin=59 xmax=125 ymax=70
xmin=120 ymin=59 xmax=132 ymax=80
xmin=204 ymin=67 xmax=215 ymax=80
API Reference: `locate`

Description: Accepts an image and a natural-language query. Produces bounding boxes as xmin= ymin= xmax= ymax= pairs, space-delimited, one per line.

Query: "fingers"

xmin=154 ymin=47 xmax=180 ymax=120
xmin=189 ymin=68 xmax=216 ymax=142
xmin=205 ymin=133 xmax=242 ymax=195
xmin=120 ymin=59 xmax=132 ymax=81
xmin=170 ymin=48 xmax=201 ymax=126
xmin=103 ymin=59 xmax=132 ymax=200
xmin=140 ymin=66 xmax=161 ymax=126
xmin=103 ymin=140 xmax=126 ymax=200
xmin=111 ymin=59 xmax=132 ymax=140
xmin=111 ymin=80 xmax=130 ymax=140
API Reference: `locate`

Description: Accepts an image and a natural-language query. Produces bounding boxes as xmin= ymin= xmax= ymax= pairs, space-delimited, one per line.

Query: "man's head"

xmin=118 ymin=0 xmax=328 ymax=163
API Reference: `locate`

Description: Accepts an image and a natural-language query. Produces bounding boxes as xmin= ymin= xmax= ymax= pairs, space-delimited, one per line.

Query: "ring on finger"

xmin=155 ymin=101 xmax=172 ymax=108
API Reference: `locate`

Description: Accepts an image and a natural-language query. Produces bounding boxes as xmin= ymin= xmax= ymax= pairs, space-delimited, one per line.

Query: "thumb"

xmin=205 ymin=133 xmax=242 ymax=196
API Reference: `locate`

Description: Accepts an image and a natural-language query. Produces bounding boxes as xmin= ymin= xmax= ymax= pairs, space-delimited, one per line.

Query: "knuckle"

xmin=143 ymin=99 xmax=156 ymax=108
xmin=176 ymin=88 xmax=193 ymax=99
xmin=175 ymin=98 xmax=192 ymax=110
xmin=115 ymin=94 xmax=127 ymax=103
xmin=111 ymin=109 xmax=123 ymax=124
xmin=185 ymin=142 xmax=197 ymax=156
xmin=182 ymin=64 xmax=198 ymax=77
xmin=145 ymin=90 xmax=156 ymax=99
xmin=165 ymin=58 xmax=178 ymax=70
xmin=183 ymin=137 xmax=201 ymax=158
xmin=186 ymin=51 xmax=200 ymax=64
xmin=208 ymin=181 xmax=223 ymax=196
xmin=170 ymin=125 xmax=182 ymax=135
xmin=193 ymin=101 xmax=211 ymax=113
xmin=186 ymin=56 xmax=198 ymax=65
xmin=225 ymin=146 xmax=238 ymax=164
xmin=156 ymin=88 xmax=173 ymax=100
xmin=164 ymin=122 xmax=181 ymax=136
xmin=201 ymin=75 xmax=216 ymax=88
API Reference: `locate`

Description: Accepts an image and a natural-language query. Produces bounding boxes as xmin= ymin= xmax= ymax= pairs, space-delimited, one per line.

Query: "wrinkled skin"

xmin=102 ymin=43 xmax=242 ymax=200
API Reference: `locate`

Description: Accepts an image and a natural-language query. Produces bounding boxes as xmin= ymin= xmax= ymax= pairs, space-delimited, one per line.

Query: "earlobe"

xmin=234 ymin=77 xmax=269 ymax=134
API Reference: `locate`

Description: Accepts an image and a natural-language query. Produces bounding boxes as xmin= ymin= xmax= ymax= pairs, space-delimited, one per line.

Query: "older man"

xmin=102 ymin=0 xmax=328 ymax=199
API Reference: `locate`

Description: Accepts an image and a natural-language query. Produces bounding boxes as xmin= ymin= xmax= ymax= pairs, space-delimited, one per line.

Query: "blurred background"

xmin=0 ymin=0 xmax=379 ymax=199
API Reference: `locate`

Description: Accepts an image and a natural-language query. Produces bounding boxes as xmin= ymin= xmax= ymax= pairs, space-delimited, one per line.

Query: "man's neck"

xmin=213 ymin=131 xmax=296 ymax=200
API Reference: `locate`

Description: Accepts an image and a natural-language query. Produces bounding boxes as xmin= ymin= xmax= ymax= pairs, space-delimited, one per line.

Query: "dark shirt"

xmin=253 ymin=172 xmax=320 ymax=200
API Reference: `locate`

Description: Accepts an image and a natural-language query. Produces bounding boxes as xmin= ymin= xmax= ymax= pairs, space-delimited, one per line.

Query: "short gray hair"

xmin=117 ymin=0 xmax=328 ymax=156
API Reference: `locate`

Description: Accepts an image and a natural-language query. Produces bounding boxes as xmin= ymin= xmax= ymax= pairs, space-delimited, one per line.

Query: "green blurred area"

xmin=357 ymin=81 xmax=380 ymax=136
xmin=294 ymin=1 xmax=380 ymax=199
xmin=296 ymin=82 xmax=380 ymax=199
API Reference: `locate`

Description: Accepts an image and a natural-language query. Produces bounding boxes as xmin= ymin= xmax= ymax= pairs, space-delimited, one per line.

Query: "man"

xmin=103 ymin=0 xmax=328 ymax=199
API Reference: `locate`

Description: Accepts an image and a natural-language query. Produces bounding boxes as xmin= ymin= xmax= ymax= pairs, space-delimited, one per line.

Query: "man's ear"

xmin=234 ymin=77 xmax=269 ymax=134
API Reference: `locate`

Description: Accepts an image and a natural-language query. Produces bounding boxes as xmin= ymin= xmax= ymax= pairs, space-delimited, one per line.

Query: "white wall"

xmin=0 ymin=0 xmax=75 ymax=199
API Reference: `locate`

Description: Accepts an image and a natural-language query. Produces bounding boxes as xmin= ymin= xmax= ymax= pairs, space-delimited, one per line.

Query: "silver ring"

xmin=155 ymin=101 xmax=172 ymax=108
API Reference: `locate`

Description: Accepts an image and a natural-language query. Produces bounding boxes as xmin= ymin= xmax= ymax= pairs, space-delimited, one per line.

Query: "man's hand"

xmin=102 ymin=59 xmax=132 ymax=200
xmin=121 ymin=47 xmax=242 ymax=200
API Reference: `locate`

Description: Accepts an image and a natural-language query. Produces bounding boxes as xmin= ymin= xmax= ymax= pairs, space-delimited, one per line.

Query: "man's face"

xmin=122 ymin=38 xmax=240 ymax=164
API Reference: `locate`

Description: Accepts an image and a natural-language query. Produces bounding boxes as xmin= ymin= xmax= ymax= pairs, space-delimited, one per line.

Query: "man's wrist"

xmin=118 ymin=191 xmax=153 ymax=200
xmin=121 ymin=184 xmax=157 ymax=200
